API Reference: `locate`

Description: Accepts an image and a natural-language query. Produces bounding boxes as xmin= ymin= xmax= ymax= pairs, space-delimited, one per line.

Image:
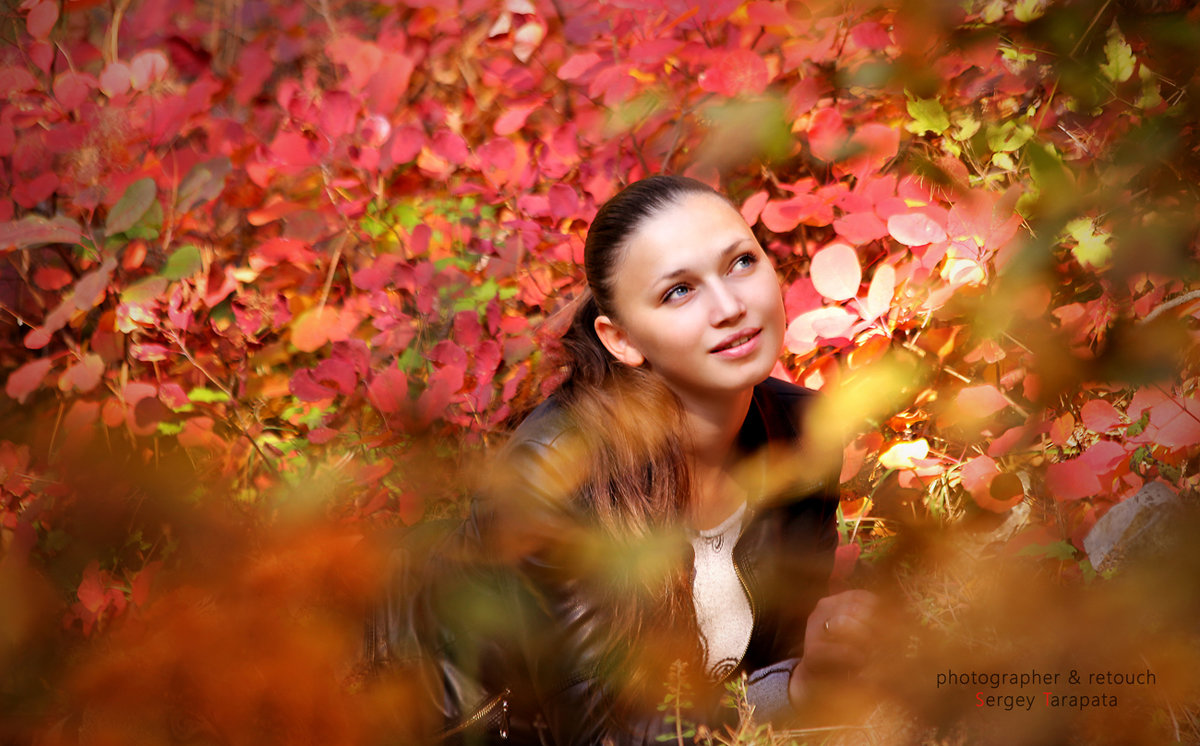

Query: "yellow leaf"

xmin=1065 ymin=218 xmax=1112 ymax=268
xmin=1014 ymin=0 xmax=1046 ymax=22
xmin=879 ymin=439 xmax=930 ymax=470
xmin=1100 ymin=29 xmax=1135 ymax=83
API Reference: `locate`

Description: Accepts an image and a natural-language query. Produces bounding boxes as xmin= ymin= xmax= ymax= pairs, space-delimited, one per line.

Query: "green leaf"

xmin=1013 ymin=0 xmax=1045 ymax=23
xmin=1100 ymin=29 xmax=1135 ymax=83
xmin=176 ymin=156 xmax=232 ymax=212
xmin=188 ymin=387 xmax=231 ymax=403
xmin=161 ymin=244 xmax=203 ymax=280
xmin=106 ymin=178 xmax=158 ymax=235
xmin=121 ymin=275 xmax=168 ymax=304
xmin=905 ymin=97 xmax=949 ymax=136
xmin=986 ymin=121 xmax=1033 ymax=153
xmin=157 ymin=421 xmax=184 ymax=436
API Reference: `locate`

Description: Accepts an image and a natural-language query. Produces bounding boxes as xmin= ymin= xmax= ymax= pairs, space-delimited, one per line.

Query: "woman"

xmin=373 ymin=175 xmax=876 ymax=744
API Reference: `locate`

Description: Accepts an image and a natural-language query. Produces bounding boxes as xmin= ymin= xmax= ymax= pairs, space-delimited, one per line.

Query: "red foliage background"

xmin=1 ymin=0 xmax=1198 ymax=742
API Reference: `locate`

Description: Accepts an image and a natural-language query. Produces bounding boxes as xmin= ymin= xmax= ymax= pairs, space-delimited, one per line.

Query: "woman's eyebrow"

xmin=652 ymin=238 xmax=751 ymax=285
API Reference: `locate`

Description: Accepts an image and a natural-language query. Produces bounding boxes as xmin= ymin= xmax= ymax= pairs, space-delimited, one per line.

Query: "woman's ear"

xmin=594 ymin=315 xmax=645 ymax=367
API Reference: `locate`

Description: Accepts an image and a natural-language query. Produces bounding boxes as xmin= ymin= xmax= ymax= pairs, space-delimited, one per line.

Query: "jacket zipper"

xmin=725 ymin=543 xmax=757 ymax=684
xmin=438 ymin=688 xmax=511 ymax=740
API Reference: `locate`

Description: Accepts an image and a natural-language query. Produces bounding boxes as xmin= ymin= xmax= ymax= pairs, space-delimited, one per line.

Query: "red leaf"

xmin=761 ymin=198 xmax=802 ymax=233
xmin=290 ymin=370 xmax=337 ymax=402
xmin=365 ymin=52 xmax=414 ymax=114
xmin=495 ymin=100 xmax=541 ymax=135
xmin=0 ymin=66 xmax=39 ymax=96
xmin=158 ymin=382 xmax=188 ymax=410
xmin=699 ymin=48 xmax=769 ymax=97
xmin=77 ymin=562 xmax=106 ymax=613
xmin=831 ymin=542 xmax=861 ymax=590
xmin=327 ymin=36 xmax=383 ymax=89
xmin=5 ymin=357 xmax=52 ymax=403
xmin=249 ymin=237 xmax=317 ymax=271
xmin=955 ymin=384 xmax=1008 ymax=417
xmin=1080 ymin=399 xmax=1122 ymax=433
xmin=810 ymin=242 xmax=861 ymax=301
xmin=358 ymin=458 xmax=394 ymax=484
xmin=1078 ymin=440 xmax=1127 ymax=474
xmin=416 ymin=365 xmax=463 ymax=425
xmin=832 ymin=211 xmax=888 ymax=245
xmin=960 ymin=455 xmax=1000 ymax=508
xmin=26 ymin=0 xmax=58 ymax=40
xmin=548 ymin=183 xmax=579 ymax=221
xmin=98 ymin=61 xmax=131 ymax=97
xmin=13 ymin=171 xmax=59 ymax=208
xmin=1045 ymin=458 xmax=1101 ymax=501
xmin=314 ymin=357 xmax=357 ymax=396
xmin=428 ymin=340 xmax=468 ymax=369
xmin=130 ymin=343 xmax=170 ymax=362
xmin=1147 ymin=396 xmax=1200 ymax=448
xmin=59 ymin=353 xmax=103 ymax=393
xmin=129 ymin=50 xmax=168 ymax=90
xmin=454 ymin=311 xmax=482 ymax=349
xmin=308 ymin=427 xmax=337 ymax=444
xmin=887 ymin=213 xmax=948 ymax=246
xmin=1127 ymin=386 xmax=1169 ymax=421
xmin=850 ymin=21 xmax=891 ymax=50
xmin=474 ymin=339 xmax=503 ymax=385
xmin=431 ymin=130 xmax=469 ymax=165
xmin=988 ymin=423 xmax=1034 ymax=457
xmin=130 ymin=561 xmax=161 ymax=607
xmin=807 ymin=108 xmax=847 ymax=162
xmin=740 ymin=190 xmax=768 ymax=226
xmin=33 ymin=265 xmax=71 ymax=291
xmin=845 ymin=123 xmax=899 ymax=177
xmin=53 ymin=71 xmax=94 ymax=111
xmin=558 ymin=51 xmax=602 ymax=81
xmin=367 ymin=367 xmax=408 ymax=413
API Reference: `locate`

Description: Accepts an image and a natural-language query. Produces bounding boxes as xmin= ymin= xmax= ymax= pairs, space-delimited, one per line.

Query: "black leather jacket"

xmin=369 ymin=377 xmax=839 ymax=745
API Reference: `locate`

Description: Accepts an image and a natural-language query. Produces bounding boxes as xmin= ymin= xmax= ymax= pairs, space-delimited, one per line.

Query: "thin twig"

xmin=1141 ymin=289 xmax=1200 ymax=324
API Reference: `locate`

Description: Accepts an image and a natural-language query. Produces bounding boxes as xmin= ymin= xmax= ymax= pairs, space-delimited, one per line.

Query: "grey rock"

xmin=1083 ymin=481 xmax=1184 ymax=573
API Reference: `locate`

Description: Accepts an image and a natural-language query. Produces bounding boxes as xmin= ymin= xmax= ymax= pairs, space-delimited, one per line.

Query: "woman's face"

xmin=594 ymin=192 xmax=786 ymax=402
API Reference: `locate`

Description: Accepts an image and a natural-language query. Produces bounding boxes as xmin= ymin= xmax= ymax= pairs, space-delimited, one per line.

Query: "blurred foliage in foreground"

xmin=1 ymin=0 xmax=1199 ymax=743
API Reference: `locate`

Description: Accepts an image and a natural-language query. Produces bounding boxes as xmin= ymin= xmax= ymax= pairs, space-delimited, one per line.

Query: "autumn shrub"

xmin=1 ymin=0 xmax=1199 ymax=743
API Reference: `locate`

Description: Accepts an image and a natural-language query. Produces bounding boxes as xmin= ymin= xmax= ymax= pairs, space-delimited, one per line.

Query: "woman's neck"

xmin=678 ymin=386 xmax=755 ymax=530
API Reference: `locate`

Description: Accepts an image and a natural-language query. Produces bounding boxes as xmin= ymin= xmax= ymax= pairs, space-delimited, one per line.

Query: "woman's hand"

xmin=788 ymin=590 xmax=879 ymax=711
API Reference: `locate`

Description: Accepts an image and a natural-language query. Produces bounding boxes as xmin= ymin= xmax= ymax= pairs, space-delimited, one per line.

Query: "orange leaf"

xmin=955 ymin=384 xmax=1008 ymax=418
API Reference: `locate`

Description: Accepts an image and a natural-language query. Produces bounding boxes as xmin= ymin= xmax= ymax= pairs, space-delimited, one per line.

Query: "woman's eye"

xmin=732 ymin=252 xmax=757 ymax=271
xmin=663 ymin=284 xmax=690 ymax=303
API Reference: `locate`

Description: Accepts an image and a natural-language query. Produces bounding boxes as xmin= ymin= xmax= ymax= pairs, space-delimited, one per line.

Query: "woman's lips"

xmin=710 ymin=328 xmax=762 ymax=358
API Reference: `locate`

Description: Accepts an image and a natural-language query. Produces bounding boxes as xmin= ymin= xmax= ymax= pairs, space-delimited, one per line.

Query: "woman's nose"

xmin=709 ymin=281 xmax=747 ymax=326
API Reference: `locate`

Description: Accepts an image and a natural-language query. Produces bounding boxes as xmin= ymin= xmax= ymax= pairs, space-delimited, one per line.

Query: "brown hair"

xmin=553 ymin=175 xmax=731 ymax=711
